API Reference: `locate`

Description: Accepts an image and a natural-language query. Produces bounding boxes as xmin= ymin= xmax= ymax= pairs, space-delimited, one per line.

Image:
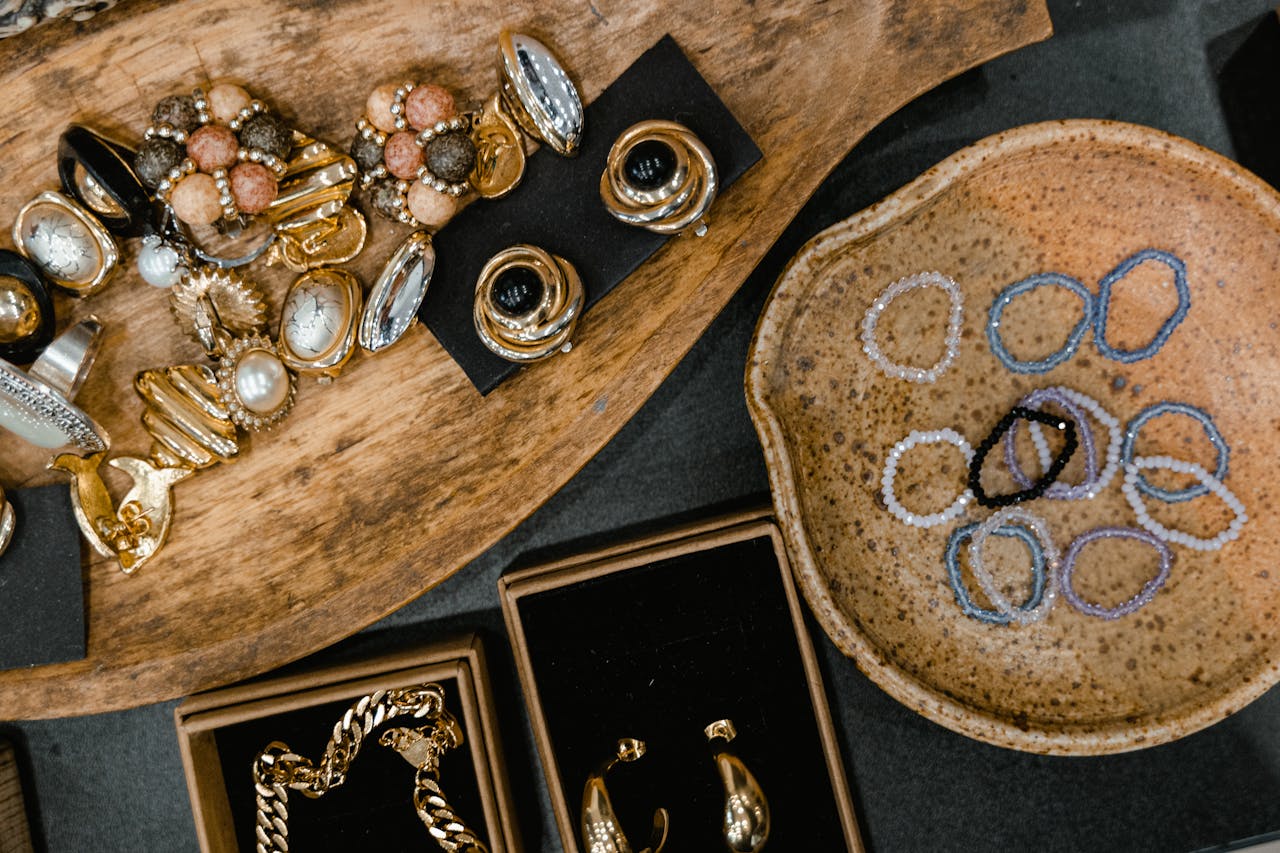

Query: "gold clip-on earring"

xmin=706 ymin=719 xmax=770 ymax=853
xmin=581 ymin=738 xmax=670 ymax=853
xmin=600 ymin=120 xmax=718 ymax=237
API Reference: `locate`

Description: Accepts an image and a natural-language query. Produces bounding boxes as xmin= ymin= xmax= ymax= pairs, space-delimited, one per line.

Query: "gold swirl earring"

xmin=600 ymin=120 xmax=718 ymax=237
xmin=706 ymin=719 xmax=770 ymax=853
xmin=580 ymin=738 xmax=670 ymax=853
xmin=474 ymin=243 xmax=584 ymax=362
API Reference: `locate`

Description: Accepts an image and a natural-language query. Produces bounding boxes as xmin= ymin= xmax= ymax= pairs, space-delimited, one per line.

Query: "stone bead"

xmin=208 ymin=83 xmax=252 ymax=124
xmin=405 ymin=84 xmax=456 ymax=130
xmin=366 ymin=84 xmax=401 ymax=134
xmin=234 ymin=349 xmax=290 ymax=415
xmin=239 ymin=114 xmax=292 ymax=160
xmin=135 ymin=137 xmax=184 ymax=189
xmin=369 ymin=178 xmax=404 ymax=221
xmin=169 ymin=173 xmax=224 ymax=226
xmin=151 ymin=94 xmax=199 ymax=133
xmin=349 ymin=134 xmax=384 ymax=172
xmin=492 ymin=265 xmax=544 ymax=317
xmin=624 ymin=139 xmax=676 ymax=189
xmin=187 ymin=125 xmax=240 ymax=172
xmin=407 ymin=181 xmax=456 ymax=229
xmin=229 ymin=162 xmax=279 ymax=214
xmin=383 ymin=132 xmax=423 ymax=180
xmin=424 ymin=133 xmax=477 ymax=184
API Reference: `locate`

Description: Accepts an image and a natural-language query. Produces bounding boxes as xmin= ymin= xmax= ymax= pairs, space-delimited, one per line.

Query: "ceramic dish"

xmin=746 ymin=120 xmax=1280 ymax=755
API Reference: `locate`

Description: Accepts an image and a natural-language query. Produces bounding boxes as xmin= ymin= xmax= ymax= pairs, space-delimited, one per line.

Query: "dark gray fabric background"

xmin=5 ymin=1 xmax=1280 ymax=850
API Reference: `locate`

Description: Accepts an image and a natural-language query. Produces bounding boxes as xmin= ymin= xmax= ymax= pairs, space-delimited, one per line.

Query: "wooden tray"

xmin=746 ymin=120 xmax=1280 ymax=755
xmin=0 ymin=0 xmax=1050 ymax=719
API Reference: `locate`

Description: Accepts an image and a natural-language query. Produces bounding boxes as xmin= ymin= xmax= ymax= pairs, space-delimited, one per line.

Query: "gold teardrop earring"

xmin=580 ymin=738 xmax=670 ymax=853
xmin=705 ymin=719 xmax=770 ymax=852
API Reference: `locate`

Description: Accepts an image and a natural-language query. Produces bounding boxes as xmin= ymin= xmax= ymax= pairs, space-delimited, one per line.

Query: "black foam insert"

xmin=421 ymin=35 xmax=762 ymax=395
xmin=215 ymin=674 xmax=490 ymax=850
xmin=0 ymin=484 xmax=84 ymax=670
xmin=515 ymin=536 xmax=849 ymax=851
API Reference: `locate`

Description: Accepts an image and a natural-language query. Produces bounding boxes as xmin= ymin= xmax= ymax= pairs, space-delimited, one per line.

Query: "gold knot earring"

xmin=580 ymin=738 xmax=670 ymax=853
xmin=706 ymin=719 xmax=770 ymax=852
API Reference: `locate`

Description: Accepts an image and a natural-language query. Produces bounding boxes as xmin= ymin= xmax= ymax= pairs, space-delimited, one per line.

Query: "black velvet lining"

xmin=0 ymin=484 xmax=84 ymax=670
xmin=421 ymin=35 xmax=762 ymax=394
xmin=214 ymin=674 xmax=489 ymax=850
xmin=515 ymin=536 xmax=848 ymax=851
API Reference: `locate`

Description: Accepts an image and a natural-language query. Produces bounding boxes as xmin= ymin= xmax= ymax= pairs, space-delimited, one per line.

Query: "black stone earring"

xmin=473 ymin=244 xmax=584 ymax=362
xmin=600 ymin=119 xmax=718 ymax=237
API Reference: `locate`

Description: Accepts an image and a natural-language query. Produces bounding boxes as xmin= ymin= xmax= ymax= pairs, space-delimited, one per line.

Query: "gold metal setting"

xmin=13 ymin=190 xmax=119 ymax=295
xmin=278 ymin=268 xmax=361 ymax=378
xmin=0 ymin=486 xmax=14 ymax=557
xmin=169 ymin=266 xmax=269 ymax=354
xmin=471 ymin=92 xmax=527 ymax=199
xmin=474 ymin=244 xmax=583 ymax=363
xmin=361 ymin=230 xmax=434 ymax=353
xmin=581 ymin=738 xmax=669 ymax=853
xmin=252 ymin=684 xmax=489 ymax=853
xmin=135 ymin=364 xmax=240 ymax=469
xmin=601 ymin=120 xmax=719 ymax=237
xmin=705 ymin=719 xmax=770 ymax=853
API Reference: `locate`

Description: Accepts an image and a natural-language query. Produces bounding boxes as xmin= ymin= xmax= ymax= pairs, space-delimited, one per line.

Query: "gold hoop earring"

xmin=706 ymin=719 xmax=770 ymax=853
xmin=581 ymin=738 xmax=670 ymax=853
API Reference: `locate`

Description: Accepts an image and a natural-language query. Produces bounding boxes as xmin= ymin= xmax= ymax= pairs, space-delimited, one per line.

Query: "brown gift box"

xmin=174 ymin=634 xmax=520 ymax=852
xmin=499 ymin=509 xmax=864 ymax=851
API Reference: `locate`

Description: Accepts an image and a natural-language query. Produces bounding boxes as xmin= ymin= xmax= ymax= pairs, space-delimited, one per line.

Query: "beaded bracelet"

xmin=1121 ymin=401 xmax=1229 ymax=504
xmin=1093 ymin=248 xmax=1191 ymax=364
xmin=945 ymin=521 xmax=1047 ymax=625
xmin=1002 ymin=387 xmax=1097 ymax=501
xmin=1121 ymin=456 xmax=1247 ymax=551
xmin=860 ymin=271 xmax=964 ymax=384
xmin=986 ymin=272 xmax=1094 ymax=374
xmin=969 ymin=406 xmax=1078 ymax=508
xmin=966 ymin=506 xmax=1061 ymax=626
xmin=1059 ymin=526 xmax=1173 ymax=620
xmin=880 ymin=428 xmax=974 ymax=528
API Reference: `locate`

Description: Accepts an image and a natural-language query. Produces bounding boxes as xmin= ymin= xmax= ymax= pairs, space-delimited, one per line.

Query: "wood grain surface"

xmin=0 ymin=0 xmax=1051 ymax=719
xmin=0 ymin=740 xmax=34 ymax=853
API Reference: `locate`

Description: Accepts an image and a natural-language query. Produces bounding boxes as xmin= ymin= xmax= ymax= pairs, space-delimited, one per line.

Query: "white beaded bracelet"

xmin=1028 ymin=386 xmax=1123 ymax=498
xmin=1121 ymin=456 xmax=1248 ymax=551
xmin=860 ymin=271 xmax=963 ymax=384
xmin=967 ymin=505 xmax=1061 ymax=626
xmin=881 ymin=428 xmax=974 ymax=528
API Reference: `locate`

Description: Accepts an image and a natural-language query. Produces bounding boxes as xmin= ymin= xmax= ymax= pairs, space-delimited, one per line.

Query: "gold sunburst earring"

xmin=705 ymin=719 xmax=770 ymax=853
xmin=581 ymin=738 xmax=669 ymax=853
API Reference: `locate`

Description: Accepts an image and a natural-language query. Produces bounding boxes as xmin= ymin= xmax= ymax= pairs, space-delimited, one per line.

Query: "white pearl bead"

xmin=234 ymin=349 xmax=290 ymax=414
xmin=136 ymin=236 xmax=188 ymax=288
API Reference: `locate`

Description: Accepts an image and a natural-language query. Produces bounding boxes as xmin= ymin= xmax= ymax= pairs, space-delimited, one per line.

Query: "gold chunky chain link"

xmin=251 ymin=683 xmax=489 ymax=853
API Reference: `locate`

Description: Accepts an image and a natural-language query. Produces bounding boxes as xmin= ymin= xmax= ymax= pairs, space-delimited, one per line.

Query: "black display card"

xmin=0 ymin=484 xmax=84 ymax=670
xmin=215 ymin=674 xmax=489 ymax=850
xmin=516 ymin=536 xmax=849 ymax=851
xmin=421 ymin=35 xmax=763 ymax=394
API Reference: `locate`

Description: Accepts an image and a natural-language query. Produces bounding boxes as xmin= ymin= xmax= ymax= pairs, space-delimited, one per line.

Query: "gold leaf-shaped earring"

xmin=706 ymin=719 xmax=770 ymax=853
xmin=581 ymin=738 xmax=669 ymax=853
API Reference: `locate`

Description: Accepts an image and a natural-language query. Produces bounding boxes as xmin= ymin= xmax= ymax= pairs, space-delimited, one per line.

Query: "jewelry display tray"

xmin=0 ymin=0 xmax=1051 ymax=719
xmin=499 ymin=510 xmax=863 ymax=852
xmin=174 ymin=635 xmax=520 ymax=853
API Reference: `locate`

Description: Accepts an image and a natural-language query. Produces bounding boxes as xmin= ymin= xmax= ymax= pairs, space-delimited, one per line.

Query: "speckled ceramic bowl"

xmin=746 ymin=120 xmax=1280 ymax=755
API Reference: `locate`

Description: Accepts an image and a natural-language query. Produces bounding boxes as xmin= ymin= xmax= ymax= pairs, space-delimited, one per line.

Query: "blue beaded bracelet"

xmin=1093 ymin=248 xmax=1190 ymax=363
xmin=1121 ymin=400 xmax=1229 ymax=503
xmin=945 ymin=521 xmax=1047 ymax=625
xmin=986 ymin=272 xmax=1094 ymax=374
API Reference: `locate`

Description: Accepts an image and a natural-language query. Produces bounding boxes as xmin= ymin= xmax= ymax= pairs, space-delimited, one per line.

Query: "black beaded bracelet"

xmin=968 ymin=405 xmax=1078 ymax=508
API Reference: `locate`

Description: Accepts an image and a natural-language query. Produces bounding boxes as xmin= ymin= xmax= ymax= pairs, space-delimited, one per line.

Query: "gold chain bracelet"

xmin=251 ymin=683 xmax=490 ymax=853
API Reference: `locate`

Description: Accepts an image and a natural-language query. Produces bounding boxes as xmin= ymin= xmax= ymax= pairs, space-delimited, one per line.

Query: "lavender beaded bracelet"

xmin=1059 ymin=526 xmax=1173 ymax=620
xmin=1003 ymin=387 xmax=1097 ymax=500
